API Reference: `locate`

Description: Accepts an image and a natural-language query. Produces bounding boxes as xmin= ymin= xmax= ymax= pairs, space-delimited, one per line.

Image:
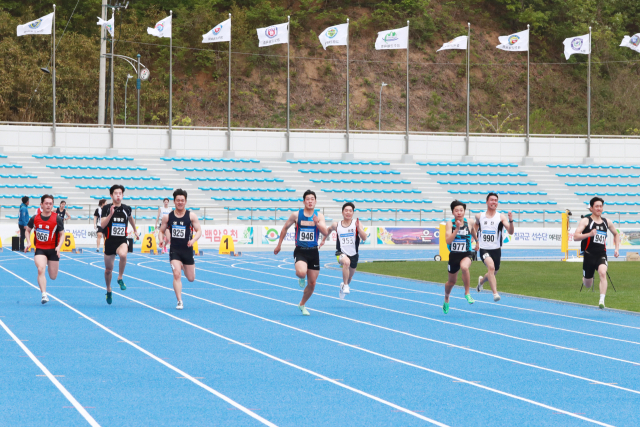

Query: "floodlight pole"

xmin=286 ymin=15 xmax=291 ymax=152
xmin=227 ymin=13 xmax=232 ymax=151
xmin=136 ymin=54 xmax=140 ymax=126
xmin=52 ymin=4 xmax=56 ymax=147
xmin=465 ymin=22 xmax=470 ymax=155
xmin=587 ymin=26 xmax=592 ymax=157
xmin=169 ymin=10 xmax=173 ymax=149
xmin=346 ymin=18 xmax=350 ymax=153
xmin=109 ymin=9 xmax=115 ymax=149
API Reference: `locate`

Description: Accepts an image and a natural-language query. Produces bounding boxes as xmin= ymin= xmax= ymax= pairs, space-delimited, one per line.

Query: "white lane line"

xmin=0 ymin=264 xmax=278 ymax=427
xmin=162 ymin=262 xmax=640 ymax=367
xmin=0 ymin=318 xmax=101 ymax=427
xmin=107 ymin=263 xmax=640 ymax=397
xmin=239 ymin=252 xmax=640 ymax=331
xmin=57 ymin=267 xmax=449 ymax=427
xmin=222 ymin=261 xmax=640 ymax=346
xmin=112 ymin=263 xmax=618 ymax=426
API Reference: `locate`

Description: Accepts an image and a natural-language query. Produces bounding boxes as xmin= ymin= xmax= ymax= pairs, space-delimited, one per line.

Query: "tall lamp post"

xmin=124 ymin=74 xmax=133 ymax=125
xmin=378 ymin=82 xmax=387 ymax=132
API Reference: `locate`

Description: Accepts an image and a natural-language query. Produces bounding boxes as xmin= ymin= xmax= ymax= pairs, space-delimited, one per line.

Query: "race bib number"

xmin=340 ymin=237 xmax=354 ymax=246
xmin=594 ymin=231 xmax=606 ymax=245
xmin=451 ymin=241 xmax=467 ymax=252
xmin=172 ymin=225 xmax=186 ymax=239
xmin=299 ymin=230 xmax=315 ymax=242
xmin=482 ymin=233 xmax=495 ymax=243
xmin=35 ymin=228 xmax=49 ymax=242
xmin=112 ymin=223 xmax=126 ymax=237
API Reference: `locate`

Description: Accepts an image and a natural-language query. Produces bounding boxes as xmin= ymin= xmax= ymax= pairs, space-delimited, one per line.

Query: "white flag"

xmin=375 ymin=26 xmax=408 ymax=50
xmin=203 ymin=18 xmax=231 ymax=43
xmin=496 ymin=29 xmax=529 ymax=52
xmin=437 ymin=35 xmax=468 ymax=52
xmin=318 ymin=23 xmax=348 ymax=50
xmin=147 ymin=15 xmax=172 ymax=38
xmin=96 ymin=16 xmax=114 ymax=37
xmin=563 ymin=34 xmax=590 ymax=60
xmin=17 ymin=12 xmax=54 ymax=37
xmin=256 ymin=22 xmax=289 ymax=47
xmin=620 ymin=34 xmax=640 ymax=53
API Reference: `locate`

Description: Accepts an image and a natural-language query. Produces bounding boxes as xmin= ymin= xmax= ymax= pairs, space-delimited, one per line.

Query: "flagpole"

xmin=346 ymin=18 xmax=350 ymax=153
xmin=405 ymin=20 xmax=409 ymax=153
xmin=228 ymin=13 xmax=232 ymax=152
xmin=466 ymin=22 xmax=470 ymax=155
xmin=169 ymin=10 xmax=173 ymax=150
xmin=286 ymin=15 xmax=290 ymax=152
xmin=52 ymin=4 xmax=56 ymax=148
xmin=110 ymin=9 xmax=114 ymax=149
xmin=587 ymin=26 xmax=591 ymax=157
xmin=526 ymin=23 xmax=530 ymax=156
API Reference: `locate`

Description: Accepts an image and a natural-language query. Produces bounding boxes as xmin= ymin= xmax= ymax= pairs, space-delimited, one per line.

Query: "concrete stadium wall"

xmin=1 ymin=124 xmax=639 ymax=163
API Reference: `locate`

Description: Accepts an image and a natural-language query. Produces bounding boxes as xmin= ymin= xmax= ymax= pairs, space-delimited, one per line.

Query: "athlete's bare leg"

xmin=104 ymin=254 xmax=115 ymax=292
xmin=295 ymin=260 xmax=307 ymax=279
xmin=597 ymin=264 xmax=608 ymax=295
xmin=340 ymin=255 xmax=351 ymax=284
xmin=170 ymin=260 xmax=184 ymax=302
xmin=116 ymin=242 xmax=128 ymax=280
xmin=47 ymin=260 xmax=59 ymax=280
xmin=583 ymin=277 xmax=594 ymax=288
xmin=299 ymin=268 xmax=319 ymax=306
xmin=459 ymin=257 xmax=472 ymax=295
xmin=347 ymin=267 xmax=356 ymax=285
xmin=34 ymin=255 xmax=49 ymax=293
xmin=444 ymin=272 xmax=458 ymax=303
xmin=481 ymin=257 xmax=499 ymax=295
xmin=96 ymin=232 xmax=103 ymax=251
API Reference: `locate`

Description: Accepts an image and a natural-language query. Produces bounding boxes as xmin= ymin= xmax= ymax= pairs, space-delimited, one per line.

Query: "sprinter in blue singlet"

xmin=274 ymin=190 xmax=329 ymax=316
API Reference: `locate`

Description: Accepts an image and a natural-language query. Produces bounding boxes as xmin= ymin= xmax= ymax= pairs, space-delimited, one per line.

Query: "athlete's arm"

xmin=188 ymin=212 xmax=202 ymax=248
xmin=55 ymin=216 xmax=65 ymax=257
xmin=356 ymin=218 xmax=367 ymax=241
xmin=100 ymin=205 xmax=113 ymax=229
xmin=503 ymin=212 xmax=515 ymax=235
xmin=319 ymin=221 xmax=337 ymax=248
xmin=158 ymin=215 xmax=169 ymax=248
xmin=93 ymin=212 xmax=97 ymax=229
xmin=155 ymin=207 xmax=162 ymax=228
xmin=469 ymin=218 xmax=479 ymax=248
xmin=24 ymin=217 xmax=34 ymax=252
xmin=127 ymin=208 xmax=140 ymax=240
xmin=314 ymin=212 xmax=329 ymax=237
xmin=274 ymin=212 xmax=297 ymax=255
xmin=607 ymin=218 xmax=620 ymax=258
xmin=572 ymin=218 xmax=595 ymax=241
xmin=445 ymin=220 xmax=457 ymax=244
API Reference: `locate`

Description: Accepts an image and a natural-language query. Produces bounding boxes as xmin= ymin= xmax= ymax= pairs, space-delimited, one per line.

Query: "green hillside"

xmin=1 ymin=0 xmax=640 ymax=134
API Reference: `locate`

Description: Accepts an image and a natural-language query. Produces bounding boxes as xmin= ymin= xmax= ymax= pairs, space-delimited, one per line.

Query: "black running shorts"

xmin=35 ymin=248 xmax=59 ymax=262
xmin=337 ymin=252 xmax=359 ymax=269
xmin=170 ymin=247 xmax=195 ymax=266
xmin=294 ymin=247 xmax=320 ymax=271
xmin=104 ymin=238 xmax=129 ymax=256
xmin=583 ymin=252 xmax=607 ymax=279
xmin=448 ymin=252 xmax=473 ymax=274
xmin=479 ymin=248 xmax=501 ymax=272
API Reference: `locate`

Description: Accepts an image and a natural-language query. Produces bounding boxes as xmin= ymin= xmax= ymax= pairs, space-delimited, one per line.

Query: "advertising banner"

xmin=377 ymin=227 xmax=440 ymax=245
xmin=199 ymin=225 xmax=254 ymax=246
xmin=617 ymin=228 xmax=640 ymax=246
xmin=261 ymin=225 xmax=373 ymax=246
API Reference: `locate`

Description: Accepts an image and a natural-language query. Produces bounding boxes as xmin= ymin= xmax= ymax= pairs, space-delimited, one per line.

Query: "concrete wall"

xmin=1 ymin=124 xmax=639 ymax=163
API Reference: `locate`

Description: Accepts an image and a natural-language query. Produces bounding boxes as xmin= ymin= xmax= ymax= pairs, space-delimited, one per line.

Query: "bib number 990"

xmin=482 ymin=234 xmax=495 ymax=242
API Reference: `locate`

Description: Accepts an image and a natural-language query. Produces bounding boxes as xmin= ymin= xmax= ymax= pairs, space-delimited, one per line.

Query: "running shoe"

xmin=176 ymin=301 xmax=183 ymax=310
xmin=477 ymin=276 xmax=484 ymax=292
xmin=106 ymin=292 xmax=112 ymax=305
xmin=298 ymin=278 xmax=306 ymax=288
xmin=493 ymin=293 xmax=501 ymax=302
xmin=118 ymin=279 xmax=126 ymax=291
xmin=96 ymin=249 xmax=99 ymax=253
xmin=599 ymin=302 xmax=605 ymax=309
xmin=41 ymin=294 xmax=49 ymax=305
xmin=299 ymin=305 xmax=310 ymax=316
xmin=465 ymin=294 xmax=475 ymax=304
xmin=342 ymin=283 xmax=350 ymax=295
xmin=443 ymin=302 xmax=449 ymax=314
xmin=339 ymin=283 xmax=345 ymax=299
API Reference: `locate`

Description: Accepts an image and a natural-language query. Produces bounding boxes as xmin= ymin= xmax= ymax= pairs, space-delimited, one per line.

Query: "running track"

xmin=1 ymin=249 xmax=639 ymax=427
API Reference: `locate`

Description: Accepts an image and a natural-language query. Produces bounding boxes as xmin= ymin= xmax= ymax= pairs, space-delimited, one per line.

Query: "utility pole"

xmin=98 ymin=0 xmax=107 ymax=124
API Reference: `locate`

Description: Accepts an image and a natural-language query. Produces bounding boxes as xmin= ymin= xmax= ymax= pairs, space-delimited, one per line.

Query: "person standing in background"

xmin=94 ymin=199 xmax=107 ymax=252
xmin=18 ymin=196 xmax=30 ymax=251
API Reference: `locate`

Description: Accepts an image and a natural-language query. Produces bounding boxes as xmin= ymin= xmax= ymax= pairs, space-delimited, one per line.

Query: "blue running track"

xmin=1 ymin=249 xmax=639 ymax=427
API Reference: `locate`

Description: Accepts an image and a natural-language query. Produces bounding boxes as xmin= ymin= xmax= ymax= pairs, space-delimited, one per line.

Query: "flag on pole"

xmin=17 ymin=12 xmax=54 ymax=36
xmin=563 ymin=34 xmax=590 ymax=60
xmin=96 ymin=16 xmax=114 ymax=37
xmin=318 ymin=23 xmax=348 ymax=50
xmin=437 ymin=35 xmax=468 ymax=52
xmin=147 ymin=15 xmax=172 ymax=38
xmin=620 ymin=34 xmax=640 ymax=53
xmin=375 ymin=26 xmax=408 ymax=50
xmin=203 ymin=18 xmax=231 ymax=43
xmin=257 ymin=22 xmax=289 ymax=47
xmin=496 ymin=29 xmax=529 ymax=51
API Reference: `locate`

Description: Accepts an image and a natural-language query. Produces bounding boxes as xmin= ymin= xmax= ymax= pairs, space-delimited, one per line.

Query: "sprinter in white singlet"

xmin=320 ymin=202 xmax=368 ymax=299
xmin=473 ymin=192 xmax=514 ymax=302
xmin=156 ymin=197 xmax=173 ymax=254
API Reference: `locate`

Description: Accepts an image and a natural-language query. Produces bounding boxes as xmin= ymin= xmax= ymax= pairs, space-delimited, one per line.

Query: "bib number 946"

xmin=299 ymin=231 xmax=315 ymax=242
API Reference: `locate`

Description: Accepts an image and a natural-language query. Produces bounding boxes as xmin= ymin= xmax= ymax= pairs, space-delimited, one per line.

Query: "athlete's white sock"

xmin=599 ymin=294 xmax=605 ymax=304
xmin=42 ymin=292 xmax=46 ymax=297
